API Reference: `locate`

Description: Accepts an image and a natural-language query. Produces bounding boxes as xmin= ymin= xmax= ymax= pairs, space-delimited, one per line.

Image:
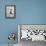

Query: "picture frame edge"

xmin=5 ymin=5 xmax=16 ymax=19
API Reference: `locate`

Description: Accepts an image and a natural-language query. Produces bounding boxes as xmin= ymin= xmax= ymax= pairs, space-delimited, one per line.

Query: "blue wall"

xmin=0 ymin=0 xmax=17 ymax=44
xmin=0 ymin=0 xmax=46 ymax=44
xmin=16 ymin=0 xmax=46 ymax=24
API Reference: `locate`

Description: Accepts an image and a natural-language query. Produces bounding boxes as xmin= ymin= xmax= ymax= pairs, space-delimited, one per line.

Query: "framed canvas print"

xmin=5 ymin=5 xmax=16 ymax=19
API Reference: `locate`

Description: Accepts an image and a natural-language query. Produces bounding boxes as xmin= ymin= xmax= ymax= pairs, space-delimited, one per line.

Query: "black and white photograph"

xmin=5 ymin=5 xmax=16 ymax=18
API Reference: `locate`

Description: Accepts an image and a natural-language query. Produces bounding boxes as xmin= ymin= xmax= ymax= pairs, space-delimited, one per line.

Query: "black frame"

xmin=5 ymin=5 xmax=16 ymax=19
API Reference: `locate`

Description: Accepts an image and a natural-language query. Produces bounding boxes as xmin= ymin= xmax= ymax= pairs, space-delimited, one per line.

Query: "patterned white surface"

xmin=21 ymin=25 xmax=46 ymax=30
xmin=20 ymin=25 xmax=46 ymax=41
xmin=21 ymin=30 xmax=28 ymax=39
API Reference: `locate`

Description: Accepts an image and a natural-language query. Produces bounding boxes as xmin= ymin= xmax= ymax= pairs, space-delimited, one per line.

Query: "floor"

xmin=19 ymin=40 xmax=46 ymax=46
xmin=0 ymin=40 xmax=46 ymax=46
xmin=0 ymin=44 xmax=18 ymax=46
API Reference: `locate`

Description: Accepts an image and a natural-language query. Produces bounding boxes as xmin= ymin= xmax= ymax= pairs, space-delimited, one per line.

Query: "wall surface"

xmin=0 ymin=0 xmax=18 ymax=44
xmin=16 ymin=0 xmax=46 ymax=24
xmin=0 ymin=0 xmax=46 ymax=45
